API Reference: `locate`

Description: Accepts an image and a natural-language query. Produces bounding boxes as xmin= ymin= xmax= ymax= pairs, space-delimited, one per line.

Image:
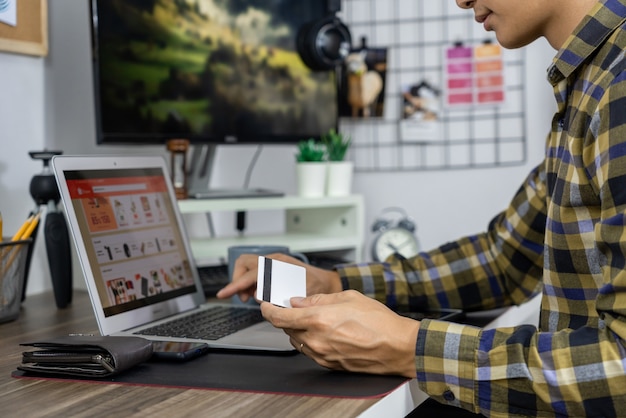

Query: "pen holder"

xmin=0 ymin=238 xmax=32 ymax=323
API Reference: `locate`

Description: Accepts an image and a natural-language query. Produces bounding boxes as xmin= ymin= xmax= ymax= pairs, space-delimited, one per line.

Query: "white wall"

xmin=0 ymin=52 xmax=51 ymax=295
xmin=0 ymin=0 xmax=554 ymax=297
xmin=357 ymin=35 xmax=553 ymax=251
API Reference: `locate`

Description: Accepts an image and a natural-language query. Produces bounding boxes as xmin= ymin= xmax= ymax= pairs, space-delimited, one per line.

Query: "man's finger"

xmin=261 ymin=301 xmax=308 ymax=329
xmin=290 ymin=290 xmax=353 ymax=308
xmin=216 ymin=277 xmax=255 ymax=298
xmin=262 ymin=293 xmax=348 ymax=329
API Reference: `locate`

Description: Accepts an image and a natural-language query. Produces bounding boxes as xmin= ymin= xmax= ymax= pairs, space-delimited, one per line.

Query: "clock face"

xmin=372 ymin=227 xmax=420 ymax=262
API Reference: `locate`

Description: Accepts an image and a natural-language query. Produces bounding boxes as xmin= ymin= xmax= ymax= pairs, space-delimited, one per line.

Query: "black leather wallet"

xmin=18 ymin=335 xmax=153 ymax=378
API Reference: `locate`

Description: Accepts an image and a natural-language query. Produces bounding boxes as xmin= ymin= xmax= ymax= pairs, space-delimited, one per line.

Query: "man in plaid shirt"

xmin=218 ymin=0 xmax=626 ymax=415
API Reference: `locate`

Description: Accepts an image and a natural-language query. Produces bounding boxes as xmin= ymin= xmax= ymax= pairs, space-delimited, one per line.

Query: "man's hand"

xmin=216 ymin=253 xmax=343 ymax=302
xmin=261 ymin=290 xmax=420 ymax=378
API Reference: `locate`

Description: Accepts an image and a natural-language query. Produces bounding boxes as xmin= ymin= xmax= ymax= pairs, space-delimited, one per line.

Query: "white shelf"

xmin=178 ymin=194 xmax=364 ymax=213
xmin=178 ymin=195 xmax=365 ymax=262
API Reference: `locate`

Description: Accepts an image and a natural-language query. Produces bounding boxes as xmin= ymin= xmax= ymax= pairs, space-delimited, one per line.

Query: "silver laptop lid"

xmin=52 ymin=155 xmax=206 ymax=336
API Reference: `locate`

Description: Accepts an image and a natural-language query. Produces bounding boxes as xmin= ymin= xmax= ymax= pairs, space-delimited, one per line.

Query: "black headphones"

xmin=297 ymin=0 xmax=352 ymax=71
xmin=371 ymin=207 xmax=416 ymax=234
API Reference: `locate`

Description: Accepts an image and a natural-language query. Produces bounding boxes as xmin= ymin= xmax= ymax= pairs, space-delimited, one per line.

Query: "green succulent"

xmin=322 ymin=129 xmax=352 ymax=162
xmin=295 ymin=138 xmax=326 ymax=162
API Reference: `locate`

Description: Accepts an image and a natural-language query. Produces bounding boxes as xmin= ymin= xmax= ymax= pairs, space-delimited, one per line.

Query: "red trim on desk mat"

xmin=11 ymin=351 xmax=409 ymax=399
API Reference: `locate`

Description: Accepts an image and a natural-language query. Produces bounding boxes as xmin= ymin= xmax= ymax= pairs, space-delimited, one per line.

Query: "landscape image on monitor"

xmin=92 ymin=0 xmax=337 ymax=144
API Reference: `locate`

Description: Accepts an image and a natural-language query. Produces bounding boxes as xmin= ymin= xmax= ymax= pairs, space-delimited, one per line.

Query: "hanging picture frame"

xmin=337 ymin=38 xmax=388 ymax=119
xmin=399 ymin=79 xmax=443 ymax=142
xmin=0 ymin=0 xmax=48 ymax=57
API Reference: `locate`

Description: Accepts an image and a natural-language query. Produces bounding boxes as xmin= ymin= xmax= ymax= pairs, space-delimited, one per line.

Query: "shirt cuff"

xmin=335 ymin=263 xmax=388 ymax=302
xmin=415 ymin=319 xmax=481 ymax=412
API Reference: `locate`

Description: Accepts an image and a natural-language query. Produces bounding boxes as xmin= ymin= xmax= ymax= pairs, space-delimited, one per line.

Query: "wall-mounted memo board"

xmin=0 ymin=0 xmax=48 ymax=57
xmin=339 ymin=0 xmax=527 ymax=173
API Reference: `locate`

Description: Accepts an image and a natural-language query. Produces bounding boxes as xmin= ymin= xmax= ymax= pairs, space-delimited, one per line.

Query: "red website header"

xmin=67 ymin=176 xmax=167 ymax=199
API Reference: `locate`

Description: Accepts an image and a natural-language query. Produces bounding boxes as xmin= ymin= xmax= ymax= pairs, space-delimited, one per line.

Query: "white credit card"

xmin=257 ymin=256 xmax=306 ymax=308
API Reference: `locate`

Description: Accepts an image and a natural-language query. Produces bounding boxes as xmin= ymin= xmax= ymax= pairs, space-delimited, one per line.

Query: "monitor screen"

xmin=90 ymin=0 xmax=338 ymax=145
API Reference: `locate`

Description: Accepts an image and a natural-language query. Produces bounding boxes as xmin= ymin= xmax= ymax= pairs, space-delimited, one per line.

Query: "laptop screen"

xmin=63 ymin=167 xmax=197 ymax=317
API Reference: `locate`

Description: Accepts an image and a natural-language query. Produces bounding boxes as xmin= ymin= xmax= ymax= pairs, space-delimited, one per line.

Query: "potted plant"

xmin=321 ymin=129 xmax=354 ymax=196
xmin=322 ymin=128 xmax=352 ymax=162
xmin=296 ymin=138 xmax=326 ymax=163
xmin=295 ymin=138 xmax=327 ymax=198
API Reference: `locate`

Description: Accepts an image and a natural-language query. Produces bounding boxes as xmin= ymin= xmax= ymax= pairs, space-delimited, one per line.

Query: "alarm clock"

xmin=370 ymin=207 xmax=420 ymax=262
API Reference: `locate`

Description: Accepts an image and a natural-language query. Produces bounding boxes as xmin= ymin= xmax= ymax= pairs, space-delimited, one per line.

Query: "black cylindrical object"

xmin=44 ymin=211 xmax=72 ymax=308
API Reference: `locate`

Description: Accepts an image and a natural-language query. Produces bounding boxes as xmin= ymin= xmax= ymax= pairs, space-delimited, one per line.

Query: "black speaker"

xmin=297 ymin=1 xmax=352 ymax=71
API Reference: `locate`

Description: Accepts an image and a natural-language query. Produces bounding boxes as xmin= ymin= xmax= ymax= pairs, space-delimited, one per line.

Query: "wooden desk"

xmin=0 ymin=291 xmax=413 ymax=418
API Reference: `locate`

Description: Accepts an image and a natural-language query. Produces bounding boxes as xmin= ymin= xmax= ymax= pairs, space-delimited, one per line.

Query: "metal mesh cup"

xmin=0 ymin=238 xmax=32 ymax=323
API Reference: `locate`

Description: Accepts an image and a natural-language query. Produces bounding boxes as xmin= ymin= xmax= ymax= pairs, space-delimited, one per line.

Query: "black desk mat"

xmin=12 ymin=350 xmax=409 ymax=399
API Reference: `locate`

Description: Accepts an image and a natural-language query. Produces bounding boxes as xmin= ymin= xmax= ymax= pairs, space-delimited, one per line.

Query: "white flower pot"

xmin=326 ymin=161 xmax=354 ymax=197
xmin=296 ymin=162 xmax=327 ymax=198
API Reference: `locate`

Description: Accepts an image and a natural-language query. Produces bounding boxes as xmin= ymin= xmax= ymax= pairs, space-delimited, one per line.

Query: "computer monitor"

xmin=89 ymin=0 xmax=339 ymax=197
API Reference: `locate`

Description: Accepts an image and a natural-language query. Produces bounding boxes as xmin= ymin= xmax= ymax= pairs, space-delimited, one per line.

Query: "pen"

xmin=11 ymin=212 xmax=39 ymax=242
xmin=0 ymin=211 xmax=40 ymax=279
xmin=11 ymin=215 xmax=33 ymax=242
xmin=19 ymin=211 xmax=41 ymax=241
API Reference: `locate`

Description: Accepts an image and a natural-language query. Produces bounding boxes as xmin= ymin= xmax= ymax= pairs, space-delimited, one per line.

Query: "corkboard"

xmin=0 ymin=0 xmax=48 ymax=56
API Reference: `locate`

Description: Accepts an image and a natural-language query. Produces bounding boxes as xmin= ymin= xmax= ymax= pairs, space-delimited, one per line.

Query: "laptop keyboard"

xmin=197 ymin=264 xmax=230 ymax=297
xmin=134 ymin=306 xmax=264 ymax=340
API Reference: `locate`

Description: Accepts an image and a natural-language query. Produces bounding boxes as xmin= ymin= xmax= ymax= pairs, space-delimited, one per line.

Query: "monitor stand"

xmin=187 ymin=144 xmax=284 ymax=200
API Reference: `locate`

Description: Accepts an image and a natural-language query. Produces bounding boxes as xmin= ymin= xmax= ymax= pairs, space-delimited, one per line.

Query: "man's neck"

xmin=545 ymin=0 xmax=599 ymax=49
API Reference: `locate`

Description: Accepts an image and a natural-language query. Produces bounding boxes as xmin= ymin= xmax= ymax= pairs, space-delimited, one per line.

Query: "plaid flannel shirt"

xmin=337 ymin=1 xmax=626 ymax=416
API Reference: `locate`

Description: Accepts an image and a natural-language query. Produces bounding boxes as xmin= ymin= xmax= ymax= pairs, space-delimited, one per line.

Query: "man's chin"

xmin=494 ymin=33 xmax=535 ymax=50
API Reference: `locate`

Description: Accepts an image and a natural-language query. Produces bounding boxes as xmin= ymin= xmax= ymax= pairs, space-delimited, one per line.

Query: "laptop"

xmin=51 ymin=155 xmax=294 ymax=352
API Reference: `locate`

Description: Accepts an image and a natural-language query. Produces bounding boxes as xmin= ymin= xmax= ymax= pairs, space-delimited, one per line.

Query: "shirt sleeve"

xmin=337 ymin=163 xmax=547 ymax=313
xmin=335 ymin=164 xmax=547 ymax=415
xmin=400 ymin=70 xmax=626 ymax=417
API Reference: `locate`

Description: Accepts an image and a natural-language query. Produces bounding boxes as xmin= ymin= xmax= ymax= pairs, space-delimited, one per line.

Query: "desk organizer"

xmin=0 ymin=238 xmax=32 ymax=323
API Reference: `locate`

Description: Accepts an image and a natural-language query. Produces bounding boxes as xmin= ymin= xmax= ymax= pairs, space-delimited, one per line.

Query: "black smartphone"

xmin=151 ymin=341 xmax=210 ymax=362
xmin=397 ymin=308 xmax=464 ymax=322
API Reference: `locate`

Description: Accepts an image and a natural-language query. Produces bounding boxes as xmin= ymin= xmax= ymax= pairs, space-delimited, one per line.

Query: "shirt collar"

xmin=547 ymin=0 xmax=626 ymax=85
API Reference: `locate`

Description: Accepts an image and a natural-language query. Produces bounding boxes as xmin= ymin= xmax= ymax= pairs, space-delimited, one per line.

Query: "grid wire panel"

xmin=338 ymin=0 xmax=527 ymax=172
